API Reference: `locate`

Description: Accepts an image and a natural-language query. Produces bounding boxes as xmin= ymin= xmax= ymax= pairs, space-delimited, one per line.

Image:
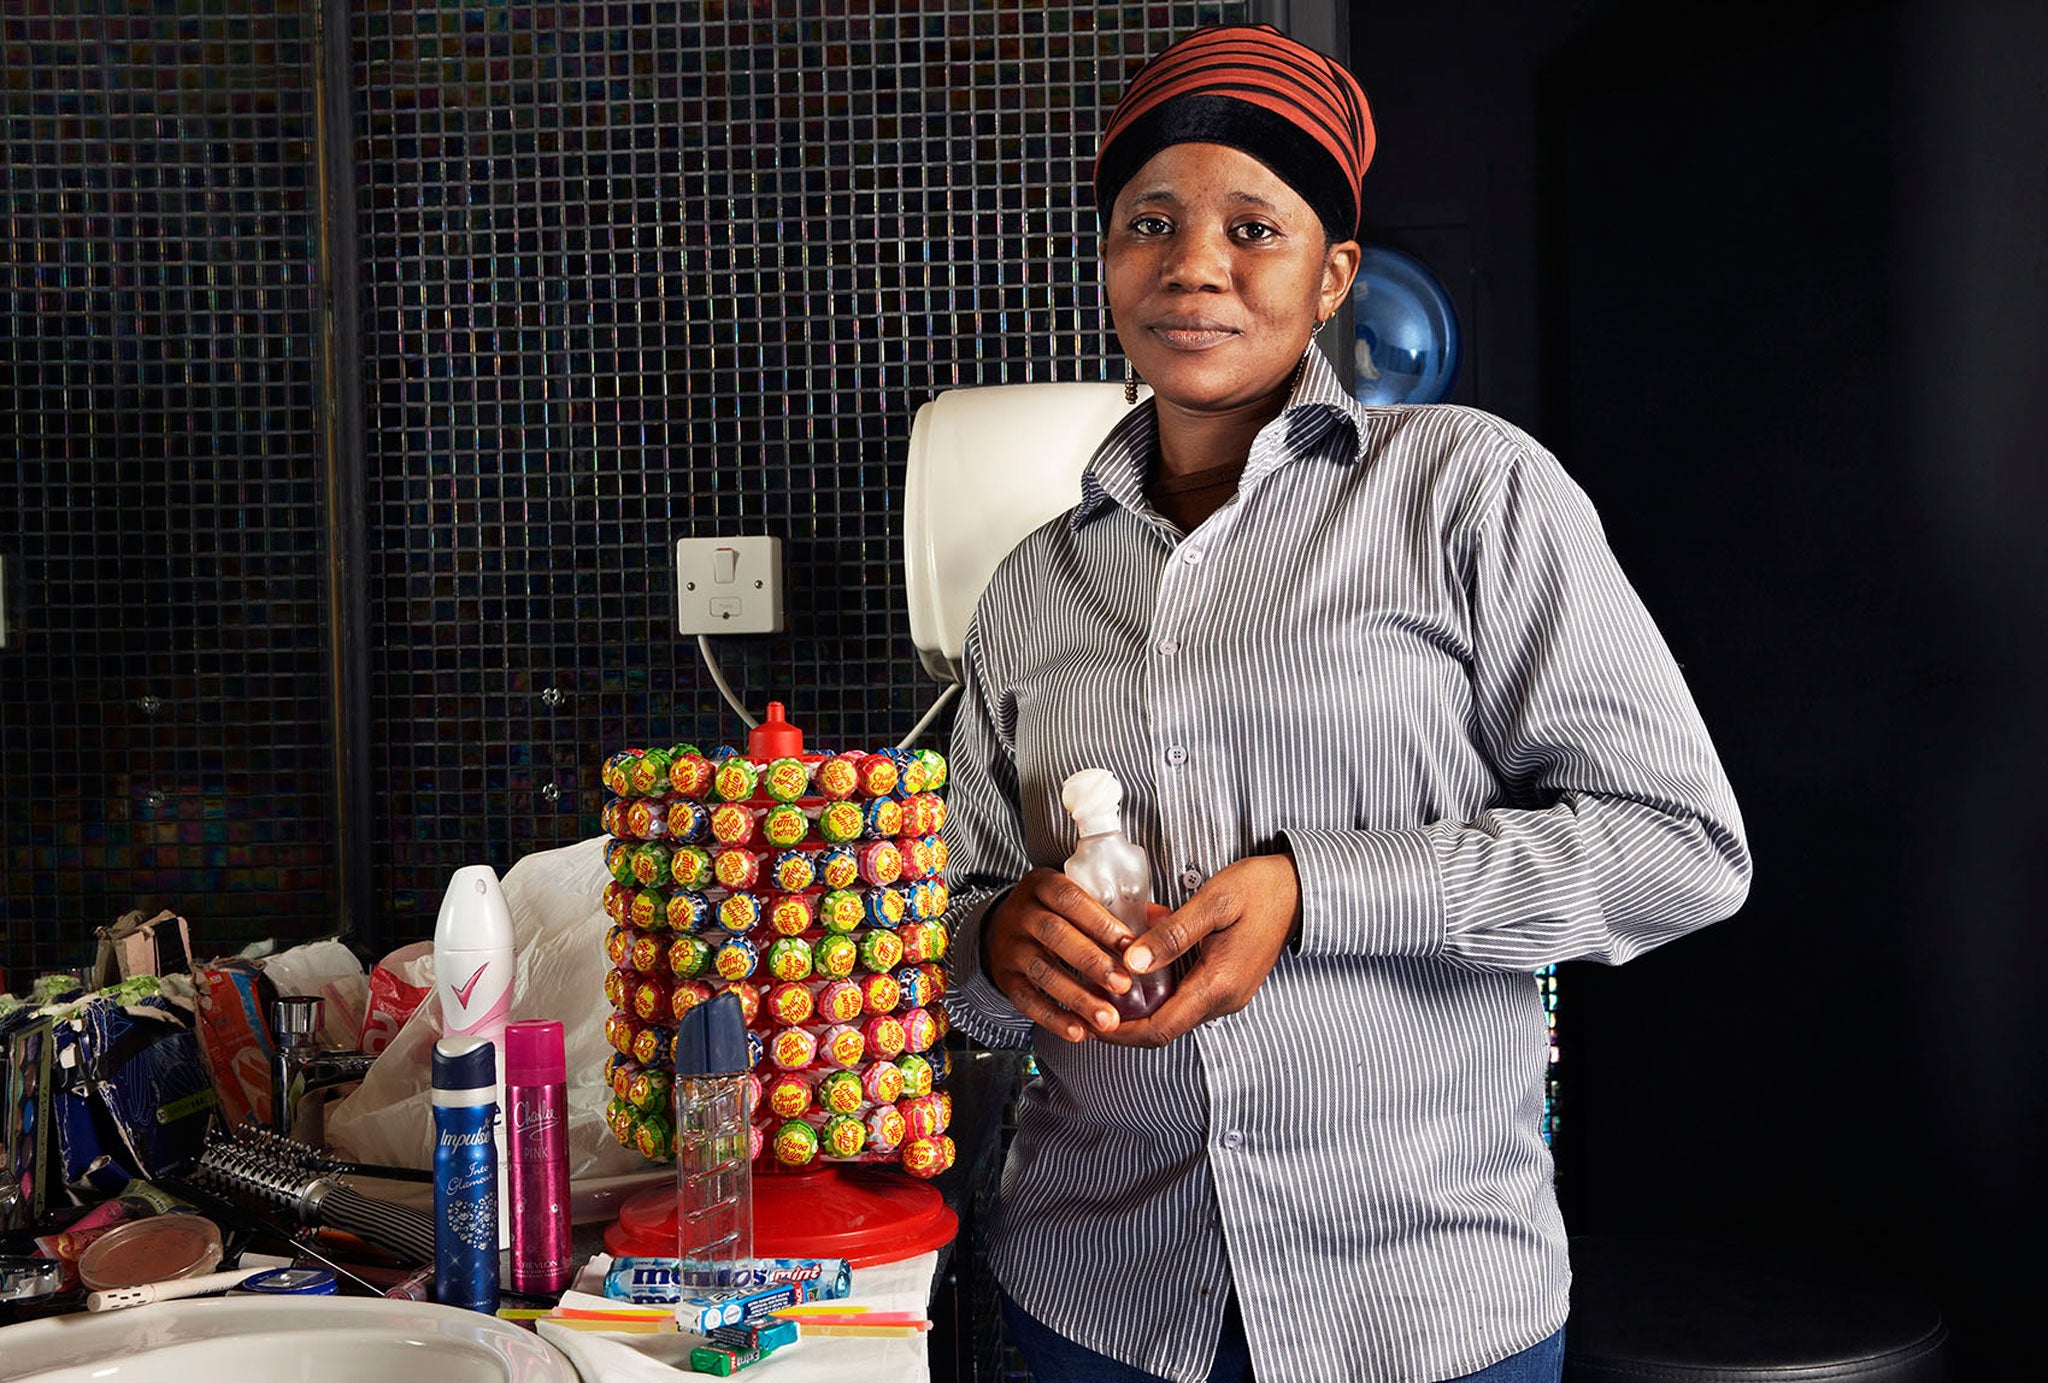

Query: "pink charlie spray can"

xmin=504 ymin=1020 xmax=571 ymax=1294
xmin=435 ymin=864 xmax=516 ymax=1251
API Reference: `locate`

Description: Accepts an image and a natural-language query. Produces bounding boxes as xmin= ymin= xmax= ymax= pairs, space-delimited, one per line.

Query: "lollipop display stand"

xmin=592 ymin=702 xmax=959 ymax=1264
xmin=603 ymin=1163 xmax=958 ymax=1267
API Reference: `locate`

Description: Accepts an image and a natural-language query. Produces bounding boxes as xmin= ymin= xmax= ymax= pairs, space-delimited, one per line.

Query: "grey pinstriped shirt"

xmin=940 ymin=347 xmax=1750 ymax=1383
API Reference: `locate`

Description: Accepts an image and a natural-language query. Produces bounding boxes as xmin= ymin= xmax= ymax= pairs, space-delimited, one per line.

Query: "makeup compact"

xmin=75 ymin=1215 xmax=223 ymax=1292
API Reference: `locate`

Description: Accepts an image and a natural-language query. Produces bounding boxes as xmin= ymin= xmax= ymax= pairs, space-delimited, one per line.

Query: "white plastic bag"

xmin=325 ymin=836 xmax=651 ymax=1181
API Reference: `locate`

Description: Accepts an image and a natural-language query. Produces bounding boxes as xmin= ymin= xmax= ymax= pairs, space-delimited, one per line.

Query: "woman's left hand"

xmin=1096 ymin=853 xmax=1301 ymax=1048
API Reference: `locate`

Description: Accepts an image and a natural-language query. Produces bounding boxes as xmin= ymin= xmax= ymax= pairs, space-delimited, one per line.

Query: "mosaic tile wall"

xmin=0 ymin=2 xmax=334 ymax=978
xmin=351 ymin=1 xmax=1250 ymax=943
xmin=0 ymin=2 xmax=1249 ymax=978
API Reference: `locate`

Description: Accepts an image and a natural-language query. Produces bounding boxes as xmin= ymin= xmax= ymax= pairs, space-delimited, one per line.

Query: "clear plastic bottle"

xmin=1061 ymin=768 xmax=1173 ymax=1020
xmin=672 ymin=991 xmax=753 ymax=1299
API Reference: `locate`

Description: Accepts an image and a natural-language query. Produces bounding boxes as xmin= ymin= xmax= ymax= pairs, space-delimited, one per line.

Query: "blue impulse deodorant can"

xmin=432 ymin=1036 xmax=500 ymax=1313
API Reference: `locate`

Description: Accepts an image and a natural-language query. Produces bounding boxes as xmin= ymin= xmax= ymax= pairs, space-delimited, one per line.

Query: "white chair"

xmin=903 ymin=381 xmax=1147 ymax=685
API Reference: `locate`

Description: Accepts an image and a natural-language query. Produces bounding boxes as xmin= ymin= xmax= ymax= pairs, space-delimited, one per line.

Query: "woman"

xmin=941 ymin=24 xmax=1750 ymax=1383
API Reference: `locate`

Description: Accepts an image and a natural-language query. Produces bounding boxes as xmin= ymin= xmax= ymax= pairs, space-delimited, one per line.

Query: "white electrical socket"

xmin=676 ymin=535 xmax=784 ymax=635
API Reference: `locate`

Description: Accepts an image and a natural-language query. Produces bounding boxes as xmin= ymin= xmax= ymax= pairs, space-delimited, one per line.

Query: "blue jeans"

xmin=1000 ymin=1290 xmax=1565 ymax=1383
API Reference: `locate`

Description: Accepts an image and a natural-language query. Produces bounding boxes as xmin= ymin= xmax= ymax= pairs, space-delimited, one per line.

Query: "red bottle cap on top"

xmin=748 ymin=701 xmax=805 ymax=759
xmin=505 ymin=1019 xmax=566 ymax=1086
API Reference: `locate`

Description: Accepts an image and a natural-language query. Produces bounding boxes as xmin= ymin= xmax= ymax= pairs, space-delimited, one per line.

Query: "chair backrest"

xmin=903 ymin=381 xmax=1144 ymax=683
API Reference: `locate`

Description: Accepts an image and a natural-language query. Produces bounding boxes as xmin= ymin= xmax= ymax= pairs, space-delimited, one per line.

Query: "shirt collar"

xmin=1071 ymin=345 xmax=1365 ymax=530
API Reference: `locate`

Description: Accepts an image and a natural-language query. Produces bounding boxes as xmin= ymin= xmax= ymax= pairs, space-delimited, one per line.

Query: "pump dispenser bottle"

xmin=1061 ymin=768 xmax=1173 ymax=1020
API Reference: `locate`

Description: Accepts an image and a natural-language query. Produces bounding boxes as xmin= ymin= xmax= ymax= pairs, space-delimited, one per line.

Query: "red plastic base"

xmin=602 ymin=1164 xmax=959 ymax=1268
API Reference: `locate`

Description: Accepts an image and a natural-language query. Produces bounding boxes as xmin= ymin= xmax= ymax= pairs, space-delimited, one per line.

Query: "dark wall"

xmin=1352 ymin=1 xmax=2048 ymax=1375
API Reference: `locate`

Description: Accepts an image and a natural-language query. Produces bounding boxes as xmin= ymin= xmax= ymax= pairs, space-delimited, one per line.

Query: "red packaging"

xmin=191 ymin=960 xmax=280 ymax=1128
xmin=360 ymin=941 xmax=435 ymax=1055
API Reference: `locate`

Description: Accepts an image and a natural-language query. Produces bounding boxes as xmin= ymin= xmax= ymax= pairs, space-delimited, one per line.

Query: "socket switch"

xmin=676 ymin=535 xmax=784 ymax=635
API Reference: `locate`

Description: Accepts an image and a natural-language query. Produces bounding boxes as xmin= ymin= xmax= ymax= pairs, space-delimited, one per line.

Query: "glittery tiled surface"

xmin=1 ymin=2 xmax=1244 ymax=977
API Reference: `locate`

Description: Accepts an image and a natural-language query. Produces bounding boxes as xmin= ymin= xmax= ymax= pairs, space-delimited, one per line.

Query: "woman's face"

xmin=1105 ymin=141 xmax=1358 ymax=417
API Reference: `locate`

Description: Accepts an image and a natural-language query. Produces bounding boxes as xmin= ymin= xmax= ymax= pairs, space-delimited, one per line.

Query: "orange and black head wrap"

xmin=1094 ymin=24 xmax=1375 ymax=242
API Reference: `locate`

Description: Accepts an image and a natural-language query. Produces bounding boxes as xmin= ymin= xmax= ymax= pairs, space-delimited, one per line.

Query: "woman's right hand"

xmin=982 ymin=868 xmax=1148 ymax=1042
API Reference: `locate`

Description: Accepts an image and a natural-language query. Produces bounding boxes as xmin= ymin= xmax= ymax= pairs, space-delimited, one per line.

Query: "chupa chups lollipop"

xmin=627 ymin=1066 xmax=672 ymax=1112
xmin=817 ymin=844 xmax=861 ymax=891
xmin=602 ymin=750 xmax=642 ymax=797
xmin=668 ymin=749 xmax=715 ymax=800
xmin=859 ymin=971 xmax=901 ymax=1015
xmin=667 ymin=891 xmax=710 ymax=931
xmin=861 ymin=1059 xmax=905 ymax=1106
xmin=748 ymin=1029 xmax=766 ymax=1070
xmin=749 ymin=1125 xmax=766 ymax=1161
xmin=627 ymin=748 xmax=673 ymax=797
xmin=712 ymin=934 xmax=759 ymax=982
xmin=603 ymin=881 xmax=634 ymax=922
xmin=813 ymin=933 xmax=859 ymax=979
xmin=817 ymin=800 xmax=864 ymax=845
xmin=633 ymin=1114 xmax=675 ymax=1162
xmin=713 ymin=845 xmax=761 ymax=891
xmin=819 ymin=1114 xmax=867 ymax=1160
xmin=899 ymin=1135 xmax=949 ymax=1179
xmin=604 ymin=925 xmax=633 ymax=967
xmin=817 ymin=889 xmax=864 ymax=934
xmin=630 ymin=842 xmax=675 ymax=887
xmin=711 ymin=802 xmax=759 ymax=846
xmin=863 ymin=1013 xmax=907 ymax=1062
xmin=862 ymin=886 xmax=907 ymax=931
xmin=813 ymin=753 xmax=861 ymax=801
xmin=764 ymin=935 xmax=813 ymax=983
xmin=926 ymin=1043 xmax=953 ymax=1084
xmin=770 ymin=1026 xmax=818 ymax=1070
xmin=745 ymin=1072 xmax=763 ymax=1117
xmin=864 ymin=1103 xmax=906 ymax=1155
xmin=894 ymin=964 xmax=932 ymax=1007
xmin=712 ymin=756 xmax=759 ymax=803
xmin=900 ymin=921 xmax=941 ymax=964
xmin=767 ymin=980 xmax=815 ymax=1026
xmin=667 ymin=934 xmax=712 ymax=979
xmin=603 ymin=967 xmax=631 ymax=1010
xmin=858 ymin=928 xmax=904 ymax=975
xmin=625 ymin=799 xmax=669 ymax=840
xmin=767 ymin=892 xmax=814 ymax=936
xmin=763 ymin=756 xmax=812 ymax=804
xmin=899 ymin=753 xmax=929 ymax=796
xmin=604 ymin=1053 xmax=633 ymax=1096
xmin=605 ymin=1011 xmax=638 ymax=1057
xmin=665 ymin=801 xmax=711 ymax=843
xmin=816 ymin=978 xmax=865 ymax=1024
xmin=861 ymin=797 xmax=903 ymax=840
xmin=818 ymin=1022 xmax=866 ymax=1069
xmin=632 ymin=976 xmax=672 ymax=1023
xmin=628 ymin=934 xmax=666 ymax=976
xmin=670 ymin=846 xmax=714 ymax=891
xmin=670 ymin=978 xmax=715 ymax=1021
xmin=605 ymin=1097 xmax=634 ymax=1144
xmin=771 ymin=849 xmax=817 ymax=893
xmin=762 ymin=803 xmax=811 ymax=850
xmin=816 ymin=1069 xmax=864 ymax=1116
xmin=629 ymin=889 xmax=665 ymax=930
xmin=717 ymin=892 xmax=763 ymax=935
xmin=898 ymin=1006 xmax=938 ymax=1053
xmin=631 ymin=1023 xmax=667 ymax=1067
xmin=766 ymin=1070 xmax=813 ymax=1119
xmin=773 ymin=1119 xmax=820 ymax=1168
xmin=605 ymin=838 xmax=637 ymax=882
xmin=914 ymin=748 xmax=947 ymax=791
xmin=855 ymin=839 xmax=903 ymax=887
xmin=900 ymin=1092 xmax=946 ymax=1140
xmin=924 ymin=836 xmax=948 ymax=875
xmin=854 ymin=752 xmax=899 ymax=798
xmin=895 ymin=837 xmax=927 ymax=883
xmin=895 ymin=1052 xmax=934 ymax=1098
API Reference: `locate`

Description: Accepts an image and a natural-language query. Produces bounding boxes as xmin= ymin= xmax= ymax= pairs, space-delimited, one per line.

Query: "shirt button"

xmin=1180 ymin=866 xmax=1204 ymax=890
xmin=1220 ymin=1130 xmax=1244 ymax=1151
xmin=1181 ymin=546 xmax=1205 ymax=565
xmin=1155 ymin=638 xmax=1179 ymax=657
xmin=1164 ymin=744 xmax=1188 ymax=767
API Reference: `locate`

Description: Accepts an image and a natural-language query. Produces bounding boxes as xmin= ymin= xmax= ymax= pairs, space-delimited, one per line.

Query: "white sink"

xmin=0 ymin=1296 xmax=581 ymax=1382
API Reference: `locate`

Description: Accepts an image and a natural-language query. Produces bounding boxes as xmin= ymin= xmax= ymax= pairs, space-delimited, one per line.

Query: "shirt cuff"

xmin=941 ymin=885 xmax=1036 ymax=1049
xmin=1279 ymin=825 xmax=1448 ymax=960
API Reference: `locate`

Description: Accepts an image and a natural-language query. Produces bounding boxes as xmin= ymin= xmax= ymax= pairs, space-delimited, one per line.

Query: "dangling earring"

xmin=1124 ymin=358 xmax=1139 ymax=405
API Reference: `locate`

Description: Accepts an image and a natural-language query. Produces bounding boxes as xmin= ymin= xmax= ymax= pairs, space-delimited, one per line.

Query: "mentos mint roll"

xmin=432 ymin=1036 xmax=500 ymax=1314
